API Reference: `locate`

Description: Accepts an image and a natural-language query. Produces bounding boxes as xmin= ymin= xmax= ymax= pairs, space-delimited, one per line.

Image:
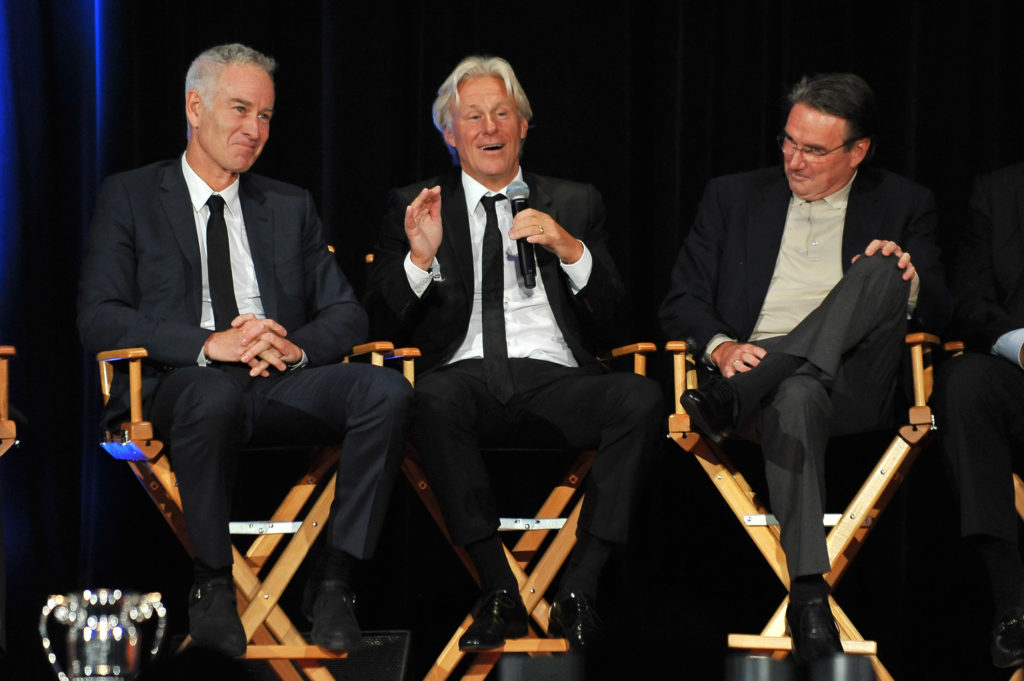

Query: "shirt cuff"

xmin=289 ymin=350 xmax=309 ymax=370
xmin=992 ymin=328 xmax=1024 ymax=368
xmin=404 ymin=252 xmax=438 ymax=298
xmin=704 ymin=333 xmax=736 ymax=367
xmin=562 ymin=241 xmax=593 ymax=294
xmin=906 ymin=273 xmax=920 ymax=317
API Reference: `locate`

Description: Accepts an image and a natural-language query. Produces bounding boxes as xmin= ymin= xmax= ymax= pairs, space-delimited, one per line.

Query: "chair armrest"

xmin=346 ymin=341 xmax=422 ymax=386
xmin=904 ymin=333 xmax=941 ymax=409
xmin=96 ymin=348 xmax=164 ymax=460
xmin=97 ymin=348 xmax=150 ymax=420
xmin=0 ymin=345 xmax=14 ymax=420
xmin=665 ymin=341 xmax=700 ymax=416
xmin=597 ymin=342 xmax=658 ymax=376
xmin=1 ymin=346 xmax=15 ymax=457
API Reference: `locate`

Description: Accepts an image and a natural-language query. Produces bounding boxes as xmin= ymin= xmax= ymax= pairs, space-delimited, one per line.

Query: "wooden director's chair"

xmin=942 ymin=341 xmax=1024 ymax=681
xmin=667 ymin=333 xmax=940 ymax=681
xmin=97 ymin=341 xmax=419 ymax=681
xmin=401 ymin=342 xmax=658 ymax=681
xmin=0 ymin=346 xmax=16 ymax=458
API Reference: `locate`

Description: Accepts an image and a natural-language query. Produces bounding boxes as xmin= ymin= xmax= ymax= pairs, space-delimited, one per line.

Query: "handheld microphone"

xmin=507 ymin=182 xmax=536 ymax=288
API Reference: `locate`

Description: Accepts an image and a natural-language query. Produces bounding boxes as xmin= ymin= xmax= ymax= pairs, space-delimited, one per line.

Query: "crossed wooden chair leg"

xmin=667 ymin=335 xmax=939 ymax=681
xmin=124 ymin=444 xmax=347 ymax=680
xmin=402 ymin=449 xmax=594 ymax=681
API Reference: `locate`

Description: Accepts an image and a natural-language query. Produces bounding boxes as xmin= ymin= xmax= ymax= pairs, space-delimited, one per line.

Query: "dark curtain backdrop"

xmin=2 ymin=1 xmax=1022 ymax=679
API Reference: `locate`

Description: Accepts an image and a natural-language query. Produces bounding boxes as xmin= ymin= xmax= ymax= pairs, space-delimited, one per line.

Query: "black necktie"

xmin=480 ymin=194 xmax=514 ymax=403
xmin=206 ymin=195 xmax=239 ymax=331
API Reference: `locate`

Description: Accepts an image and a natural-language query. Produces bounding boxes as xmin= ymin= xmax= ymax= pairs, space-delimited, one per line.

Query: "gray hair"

xmin=185 ymin=43 xmax=277 ymax=106
xmin=432 ymin=55 xmax=532 ymax=163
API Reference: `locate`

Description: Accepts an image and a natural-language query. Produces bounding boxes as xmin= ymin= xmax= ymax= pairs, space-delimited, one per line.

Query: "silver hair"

xmin=185 ymin=43 xmax=277 ymax=106
xmin=432 ymin=55 xmax=532 ymax=162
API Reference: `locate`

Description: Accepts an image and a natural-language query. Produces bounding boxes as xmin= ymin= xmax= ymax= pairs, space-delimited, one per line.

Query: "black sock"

xmin=789 ymin=574 xmax=829 ymax=605
xmin=556 ymin=531 xmax=612 ymax=602
xmin=193 ymin=559 xmax=232 ymax=585
xmin=312 ymin=545 xmax=357 ymax=585
xmin=466 ymin=534 xmax=517 ymax=593
xmin=970 ymin=536 xmax=1024 ymax=624
xmin=729 ymin=352 xmax=805 ymax=416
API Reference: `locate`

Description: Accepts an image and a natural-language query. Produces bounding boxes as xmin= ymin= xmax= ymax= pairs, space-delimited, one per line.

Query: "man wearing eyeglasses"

xmin=659 ymin=73 xmax=950 ymax=665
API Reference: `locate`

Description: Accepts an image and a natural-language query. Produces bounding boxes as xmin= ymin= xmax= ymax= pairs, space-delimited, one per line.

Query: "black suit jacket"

xmin=659 ymin=166 xmax=951 ymax=350
xmin=77 ymin=159 xmax=367 ymax=424
xmin=364 ymin=170 xmax=624 ymax=372
xmin=953 ymin=162 xmax=1024 ymax=350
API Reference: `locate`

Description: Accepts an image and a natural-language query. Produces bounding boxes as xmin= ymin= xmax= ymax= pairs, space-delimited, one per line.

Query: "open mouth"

xmin=481 ymin=144 xmax=504 ymax=151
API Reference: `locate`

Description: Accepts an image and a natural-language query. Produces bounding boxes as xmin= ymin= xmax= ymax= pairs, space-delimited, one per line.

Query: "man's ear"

xmin=185 ymin=89 xmax=204 ymax=128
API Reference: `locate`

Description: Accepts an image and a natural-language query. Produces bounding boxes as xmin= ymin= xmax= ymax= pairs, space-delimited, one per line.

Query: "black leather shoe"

xmin=548 ymin=592 xmax=603 ymax=652
xmin=188 ymin=576 xmax=247 ymax=658
xmin=992 ymin=607 xmax=1024 ymax=668
xmin=303 ymin=579 xmax=361 ymax=652
xmin=459 ymin=589 xmax=528 ymax=651
xmin=786 ymin=596 xmax=842 ymax=665
xmin=679 ymin=378 xmax=739 ymax=443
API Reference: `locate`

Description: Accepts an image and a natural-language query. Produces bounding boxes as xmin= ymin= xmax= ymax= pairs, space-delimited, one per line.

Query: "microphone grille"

xmin=507 ymin=182 xmax=530 ymax=202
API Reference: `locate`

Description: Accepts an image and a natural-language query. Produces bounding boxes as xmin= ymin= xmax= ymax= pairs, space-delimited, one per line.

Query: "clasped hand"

xmin=203 ymin=313 xmax=302 ymax=377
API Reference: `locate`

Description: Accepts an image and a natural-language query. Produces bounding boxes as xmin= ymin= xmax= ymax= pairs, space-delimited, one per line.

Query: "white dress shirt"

xmin=404 ymin=170 xmax=594 ymax=367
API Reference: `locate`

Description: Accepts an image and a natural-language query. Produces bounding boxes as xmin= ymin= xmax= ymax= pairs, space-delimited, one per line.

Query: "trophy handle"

xmin=140 ymin=592 xmax=168 ymax=662
xmin=39 ymin=595 xmax=71 ymax=681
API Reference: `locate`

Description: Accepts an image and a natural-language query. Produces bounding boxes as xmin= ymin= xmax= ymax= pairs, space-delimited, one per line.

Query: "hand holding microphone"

xmin=507 ymin=183 xmax=586 ymax=285
xmin=507 ymin=182 xmax=536 ymax=288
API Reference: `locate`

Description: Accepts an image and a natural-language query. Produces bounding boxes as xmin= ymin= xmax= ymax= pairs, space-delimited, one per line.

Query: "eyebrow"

xmin=229 ymin=97 xmax=275 ymax=114
xmin=783 ymin=131 xmax=826 ymax=150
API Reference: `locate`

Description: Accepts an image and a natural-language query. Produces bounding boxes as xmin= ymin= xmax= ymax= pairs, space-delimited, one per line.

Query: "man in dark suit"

xmin=77 ymin=43 xmax=412 ymax=657
xmin=659 ymin=73 xmax=949 ymax=664
xmin=364 ymin=55 xmax=662 ymax=653
xmin=933 ymin=164 xmax=1024 ymax=670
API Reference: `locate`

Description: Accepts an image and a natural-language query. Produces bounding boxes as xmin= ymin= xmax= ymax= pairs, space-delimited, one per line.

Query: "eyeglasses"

xmin=776 ymin=133 xmax=850 ymax=162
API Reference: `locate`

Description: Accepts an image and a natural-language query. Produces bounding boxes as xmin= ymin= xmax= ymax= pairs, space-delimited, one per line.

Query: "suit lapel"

xmin=159 ymin=163 xmax=204 ymax=322
xmin=842 ymin=170 xmax=881 ymax=268
xmin=239 ymin=176 xmax=277 ymax=318
xmin=746 ymin=173 xmax=791 ymax=319
xmin=439 ymin=172 xmax=475 ymax=303
xmin=525 ymin=174 xmax=560 ymax=288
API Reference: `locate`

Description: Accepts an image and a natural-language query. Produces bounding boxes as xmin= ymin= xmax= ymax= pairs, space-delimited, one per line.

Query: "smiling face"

xmin=782 ymin=102 xmax=869 ymax=201
xmin=185 ymin=62 xmax=275 ymax=190
xmin=443 ymin=76 xmax=528 ymax=191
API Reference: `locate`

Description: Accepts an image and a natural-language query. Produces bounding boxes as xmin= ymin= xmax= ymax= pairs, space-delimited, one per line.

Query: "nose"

xmin=786 ymin=148 xmax=807 ymax=170
xmin=482 ymin=113 xmax=498 ymax=133
xmin=242 ymin=114 xmax=262 ymax=140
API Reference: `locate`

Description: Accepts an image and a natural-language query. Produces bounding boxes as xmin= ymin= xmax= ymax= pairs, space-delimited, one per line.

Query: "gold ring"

xmin=538 ymin=225 xmax=545 ymax=235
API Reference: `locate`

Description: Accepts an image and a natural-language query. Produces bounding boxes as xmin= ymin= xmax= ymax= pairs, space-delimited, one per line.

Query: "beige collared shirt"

xmin=749 ymin=180 xmax=852 ymax=341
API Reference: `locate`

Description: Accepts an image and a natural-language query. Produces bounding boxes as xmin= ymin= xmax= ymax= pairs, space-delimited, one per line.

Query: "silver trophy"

xmin=39 ymin=589 xmax=167 ymax=681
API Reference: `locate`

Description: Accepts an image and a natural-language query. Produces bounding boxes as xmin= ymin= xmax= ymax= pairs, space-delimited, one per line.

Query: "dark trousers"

xmin=148 ymin=362 xmax=412 ymax=570
xmin=934 ymin=352 xmax=1024 ymax=544
xmin=736 ymin=253 xmax=911 ymax=580
xmin=411 ymin=358 xmax=663 ymax=547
